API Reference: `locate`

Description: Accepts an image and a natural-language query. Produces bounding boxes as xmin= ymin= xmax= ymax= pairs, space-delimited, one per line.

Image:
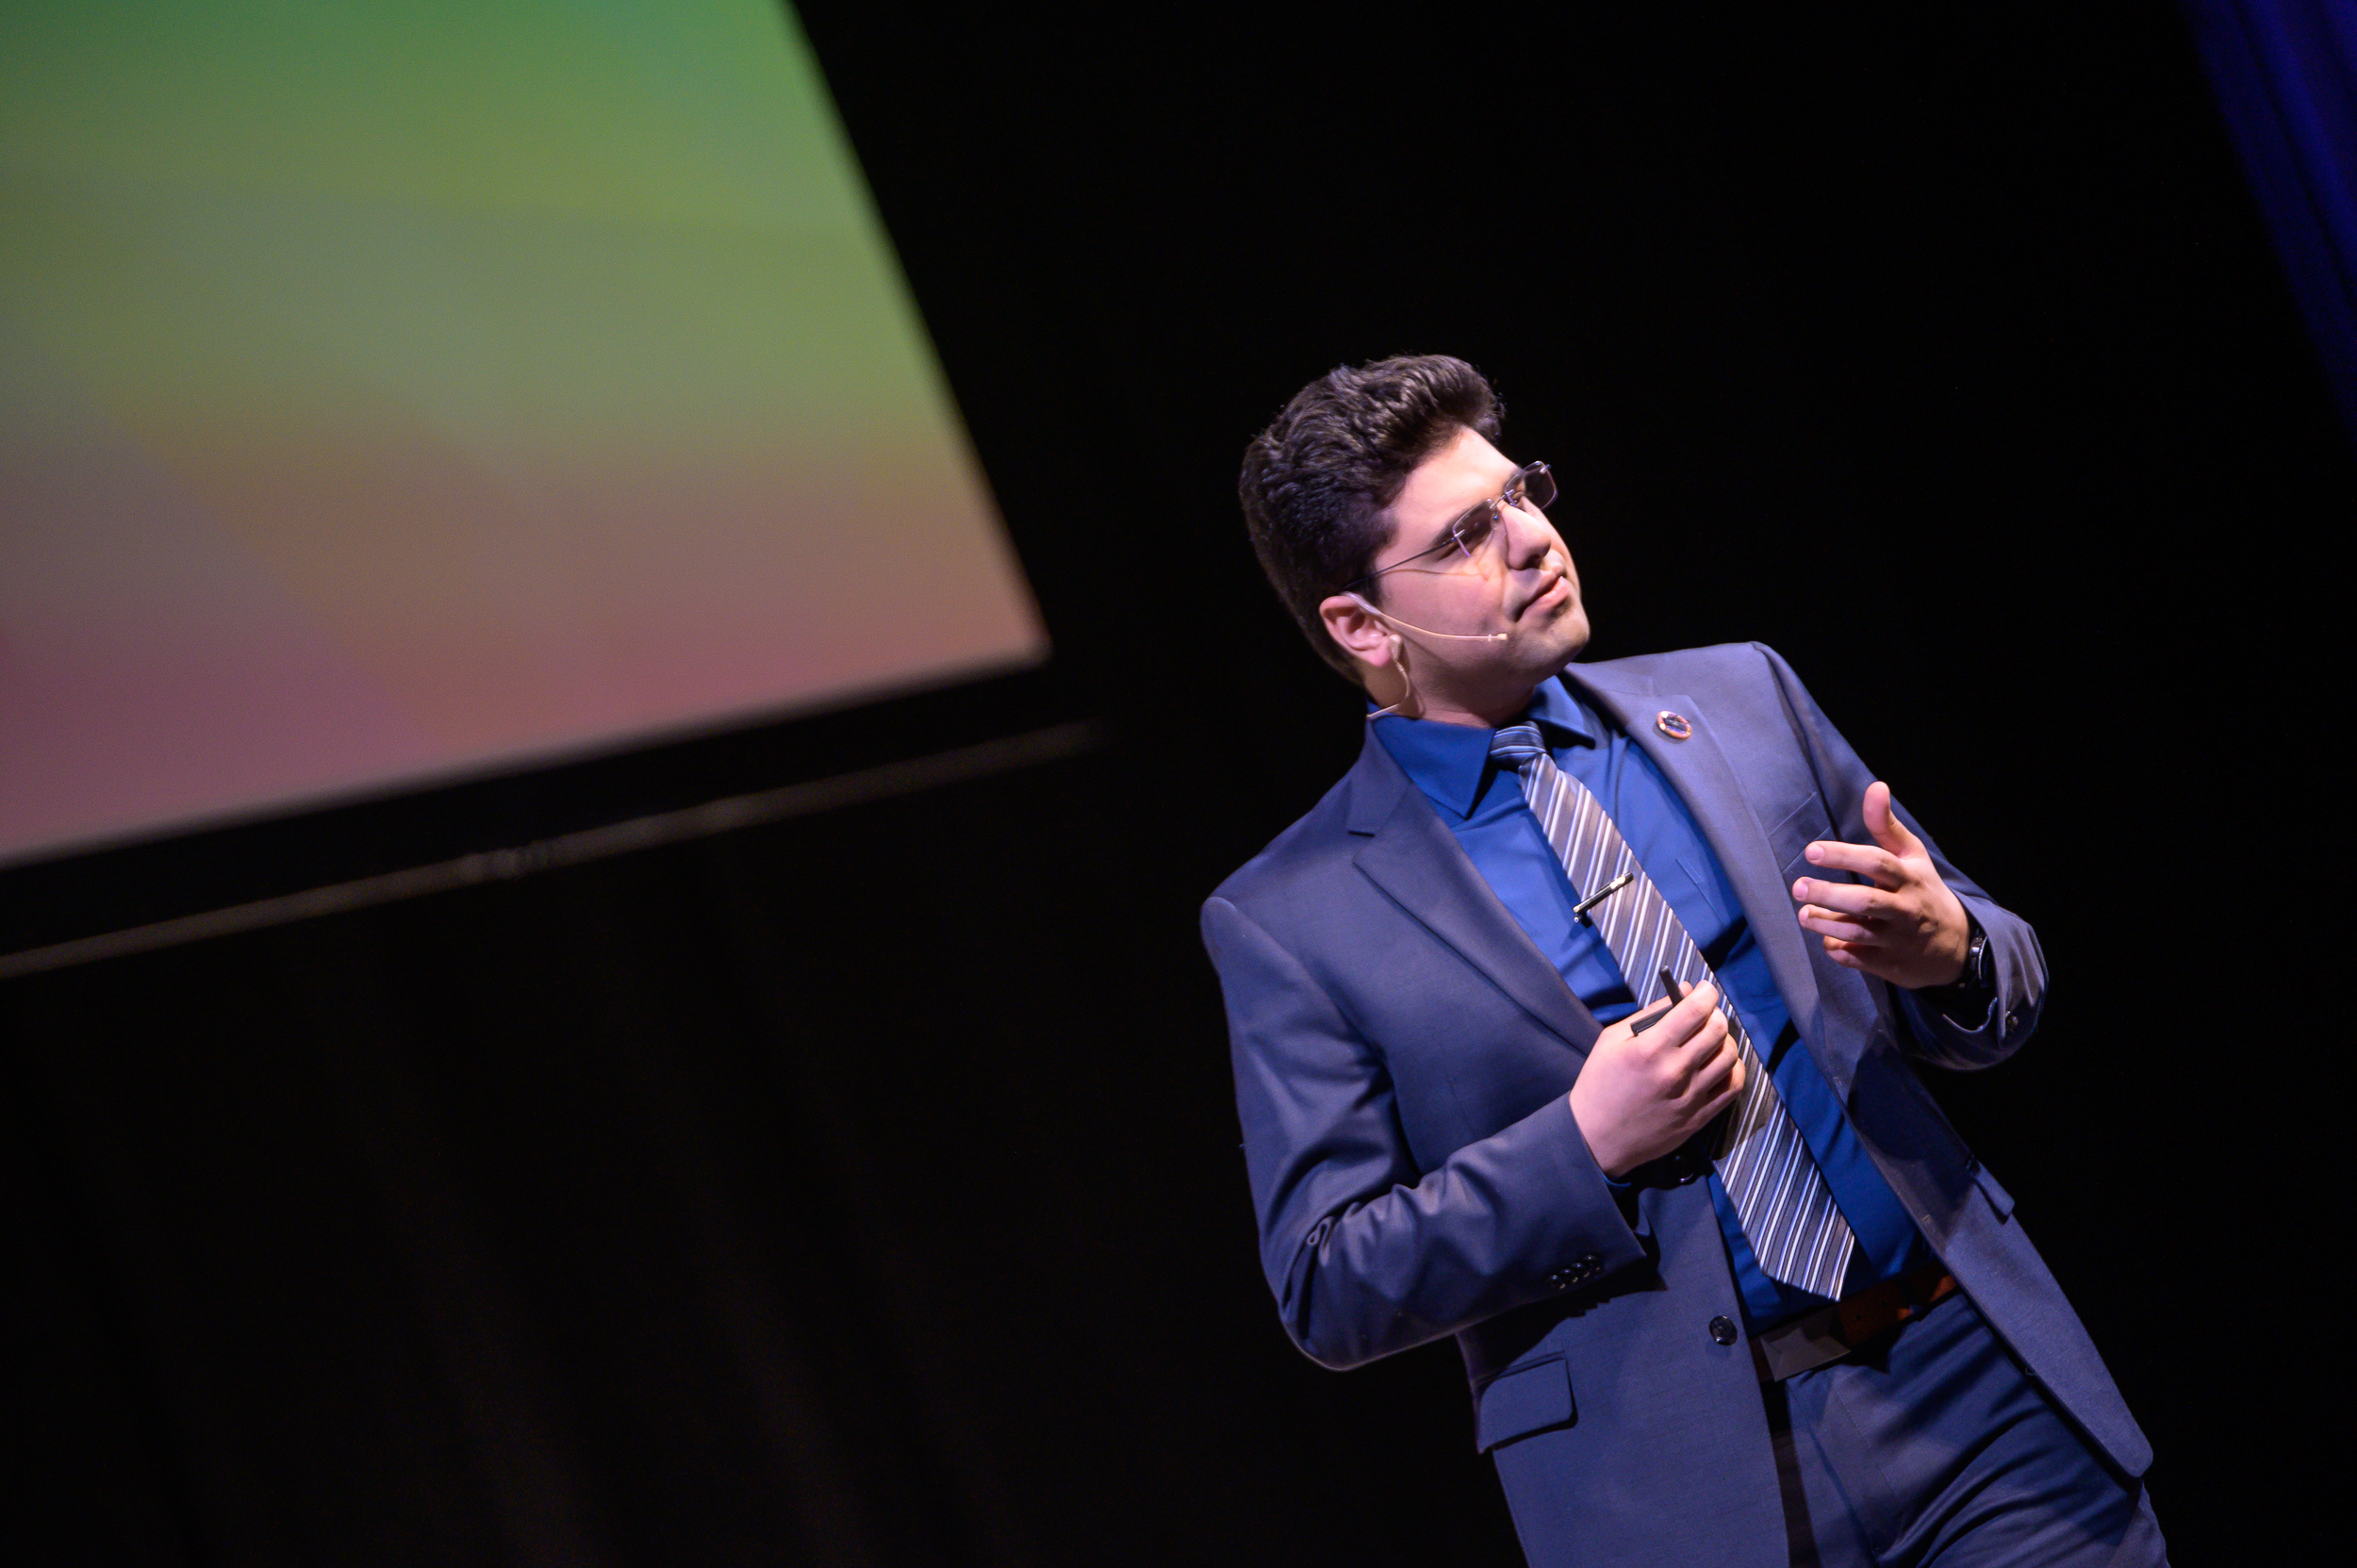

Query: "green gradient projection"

xmin=0 ymin=2 xmax=1045 ymax=862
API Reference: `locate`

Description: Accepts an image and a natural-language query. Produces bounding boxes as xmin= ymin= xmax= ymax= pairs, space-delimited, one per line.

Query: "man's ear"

xmin=1318 ymin=592 xmax=1397 ymax=672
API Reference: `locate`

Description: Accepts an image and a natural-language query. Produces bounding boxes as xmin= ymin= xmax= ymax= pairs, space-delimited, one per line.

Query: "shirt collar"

xmin=1371 ymin=675 xmax=1595 ymax=820
xmin=1525 ymin=675 xmax=1593 ymax=747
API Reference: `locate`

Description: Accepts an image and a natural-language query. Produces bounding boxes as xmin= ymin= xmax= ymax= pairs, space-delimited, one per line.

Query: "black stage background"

xmin=10 ymin=5 xmax=2349 ymax=1563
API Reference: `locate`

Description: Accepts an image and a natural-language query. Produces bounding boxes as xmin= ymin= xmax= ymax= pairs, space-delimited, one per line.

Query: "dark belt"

xmin=1750 ymin=1261 xmax=1959 ymax=1383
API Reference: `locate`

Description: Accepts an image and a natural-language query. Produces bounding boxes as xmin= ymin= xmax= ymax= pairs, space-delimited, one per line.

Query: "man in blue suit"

xmin=1203 ymin=356 xmax=2165 ymax=1566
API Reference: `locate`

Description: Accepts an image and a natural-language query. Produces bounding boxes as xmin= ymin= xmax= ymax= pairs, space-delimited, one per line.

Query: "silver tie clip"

xmin=1572 ymin=870 xmax=1636 ymax=926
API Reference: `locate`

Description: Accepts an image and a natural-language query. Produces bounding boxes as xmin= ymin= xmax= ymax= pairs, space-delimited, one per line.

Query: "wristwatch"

xmin=1958 ymin=917 xmax=1990 ymax=991
xmin=1920 ymin=913 xmax=1992 ymax=1014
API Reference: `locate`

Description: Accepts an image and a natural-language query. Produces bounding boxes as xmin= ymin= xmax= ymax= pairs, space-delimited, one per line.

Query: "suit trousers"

xmin=1766 ymin=1292 xmax=2167 ymax=1566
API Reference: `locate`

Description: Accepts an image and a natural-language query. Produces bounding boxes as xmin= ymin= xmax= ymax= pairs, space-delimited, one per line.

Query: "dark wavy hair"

xmin=1237 ymin=355 xmax=1503 ymax=678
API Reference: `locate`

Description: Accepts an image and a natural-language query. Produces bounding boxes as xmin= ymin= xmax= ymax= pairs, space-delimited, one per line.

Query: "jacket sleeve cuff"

xmin=1525 ymin=1094 xmax=1652 ymax=1288
xmin=1897 ymin=895 xmax=2038 ymax=1068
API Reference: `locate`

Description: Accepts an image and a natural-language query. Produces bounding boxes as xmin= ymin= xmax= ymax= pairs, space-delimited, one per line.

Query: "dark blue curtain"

xmin=2183 ymin=0 xmax=2357 ymax=445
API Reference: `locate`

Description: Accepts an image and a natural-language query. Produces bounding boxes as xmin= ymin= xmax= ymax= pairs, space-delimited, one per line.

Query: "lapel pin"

xmin=1656 ymin=710 xmax=1693 ymax=741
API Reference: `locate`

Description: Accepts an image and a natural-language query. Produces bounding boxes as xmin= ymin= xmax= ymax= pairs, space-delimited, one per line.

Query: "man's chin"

xmin=1530 ymin=603 xmax=1590 ymax=668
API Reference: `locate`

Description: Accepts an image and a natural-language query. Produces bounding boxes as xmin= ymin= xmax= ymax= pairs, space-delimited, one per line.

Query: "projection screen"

xmin=0 ymin=1 xmax=1047 ymax=867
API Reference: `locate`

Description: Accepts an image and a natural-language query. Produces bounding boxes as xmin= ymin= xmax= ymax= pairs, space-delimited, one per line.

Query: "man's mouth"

xmin=1520 ymin=570 xmax=1572 ymax=619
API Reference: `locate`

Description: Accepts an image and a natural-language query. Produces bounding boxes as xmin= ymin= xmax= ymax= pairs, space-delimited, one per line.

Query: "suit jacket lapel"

xmin=1343 ymin=731 xmax=1600 ymax=1053
xmin=1564 ymin=668 xmax=1837 ymax=1060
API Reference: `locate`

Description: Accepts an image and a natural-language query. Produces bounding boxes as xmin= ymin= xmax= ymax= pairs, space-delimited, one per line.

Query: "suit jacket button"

xmin=1708 ymin=1315 xmax=1739 ymax=1346
xmin=1547 ymin=1269 xmax=1572 ymax=1290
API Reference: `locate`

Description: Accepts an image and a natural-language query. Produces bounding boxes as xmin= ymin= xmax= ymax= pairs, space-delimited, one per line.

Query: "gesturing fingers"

xmin=1792 ymin=869 xmax=1895 ymax=945
xmin=1803 ymin=839 xmax=1907 ymax=889
xmin=1797 ymin=905 xmax=1876 ymax=943
xmin=1790 ymin=875 xmax=1889 ymax=918
xmin=1818 ymin=934 xmax=1911 ymax=982
xmin=1862 ymin=781 xmax=1927 ymax=860
xmin=1821 ymin=936 xmax=1869 ymax=971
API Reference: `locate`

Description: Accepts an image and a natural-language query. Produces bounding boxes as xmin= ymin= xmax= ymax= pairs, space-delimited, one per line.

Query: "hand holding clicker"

xmin=1568 ymin=982 xmax=1746 ymax=1179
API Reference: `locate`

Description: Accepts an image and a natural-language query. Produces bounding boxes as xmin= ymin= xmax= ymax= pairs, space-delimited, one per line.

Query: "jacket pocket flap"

xmin=1771 ymin=798 xmax=1837 ymax=881
xmin=1475 ymin=1354 xmax=1574 ymax=1452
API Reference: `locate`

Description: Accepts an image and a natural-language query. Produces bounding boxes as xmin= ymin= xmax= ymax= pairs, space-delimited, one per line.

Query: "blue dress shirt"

xmin=1373 ymin=678 xmax=1932 ymax=1329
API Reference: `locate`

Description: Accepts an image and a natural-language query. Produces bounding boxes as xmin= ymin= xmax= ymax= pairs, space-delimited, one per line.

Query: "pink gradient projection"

xmin=0 ymin=4 xmax=1047 ymax=866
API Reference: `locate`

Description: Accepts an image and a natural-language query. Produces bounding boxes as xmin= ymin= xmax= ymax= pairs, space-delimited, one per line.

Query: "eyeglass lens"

xmin=1449 ymin=464 xmax=1557 ymax=555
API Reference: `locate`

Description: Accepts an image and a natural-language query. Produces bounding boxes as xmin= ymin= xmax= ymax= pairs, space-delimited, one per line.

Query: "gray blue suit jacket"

xmin=1201 ymin=643 xmax=2147 ymax=1568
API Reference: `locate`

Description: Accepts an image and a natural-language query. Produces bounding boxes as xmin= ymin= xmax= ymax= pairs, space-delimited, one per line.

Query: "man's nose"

xmin=1501 ymin=503 xmax=1558 ymax=569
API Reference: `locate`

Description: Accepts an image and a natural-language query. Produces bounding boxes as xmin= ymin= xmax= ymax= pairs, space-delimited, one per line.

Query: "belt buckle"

xmin=1755 ymin=1270 xmax=1954 ymax=1384
xmin=1754 ymin=1306 xmax=1854 ymax=1382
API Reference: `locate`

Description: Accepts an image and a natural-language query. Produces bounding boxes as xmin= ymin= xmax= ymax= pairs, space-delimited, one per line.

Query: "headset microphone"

xmin=1348 ymin=594 xmax=1509 ymax=722
xmin=1348 ymin=593 xmax=1509 ymax=642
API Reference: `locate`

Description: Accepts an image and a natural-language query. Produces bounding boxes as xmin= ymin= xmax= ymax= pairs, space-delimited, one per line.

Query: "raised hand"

xmin=1789 ymin=781 xmax=1971 ymax=989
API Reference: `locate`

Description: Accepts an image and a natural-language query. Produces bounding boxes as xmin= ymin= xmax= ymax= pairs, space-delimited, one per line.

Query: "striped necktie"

xmin=1489 ymin=722 xmax=1855 ymax=1300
